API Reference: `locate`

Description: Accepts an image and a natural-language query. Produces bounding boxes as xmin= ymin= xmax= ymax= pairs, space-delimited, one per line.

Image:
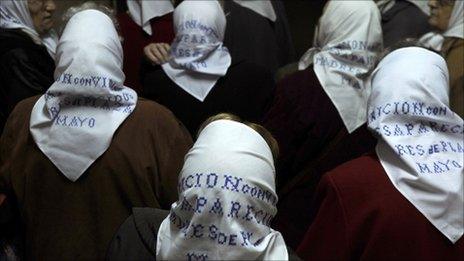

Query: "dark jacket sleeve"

xmin=106 ymin=208 xmax=169 ymax=261
xmin=296 ymin=174 xmax=350 ymax=261
xmin=0 ymin=48 xmax=53 ymax=133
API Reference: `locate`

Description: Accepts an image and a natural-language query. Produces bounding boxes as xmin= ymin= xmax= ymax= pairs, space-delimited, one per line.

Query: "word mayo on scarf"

xmin=156 ymin=120 xmax=288 ymax=260
xmin=368 ymin=47 xmax=463 ymax=243
xmin=29 ymin=10 xmax=137 ymax=182
xmin=162 ymin=0 xmax=231 ymax=102
xmin=298 ymin=0 xmax=383 ymax=133
xmin=0 ymin=0 xmax=58 ymax=58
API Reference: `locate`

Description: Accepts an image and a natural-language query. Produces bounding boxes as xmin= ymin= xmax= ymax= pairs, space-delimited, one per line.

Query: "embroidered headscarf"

xmin=126 ymin=0 xmax=174 ymax=35
xmin=368 ymin=47 xmax=463 ymax=243
xmin=156 ymin=120 xmax=288 ymax=260
xmin=30 ymin=10 xmax=138 ymax=181
xmin=298 ymin=0 xmax=383 ymax=133
xmin=162 ymin=0 xmax=231 ymax=101
xmin=0 ymin=0 xmax=58 ymax=58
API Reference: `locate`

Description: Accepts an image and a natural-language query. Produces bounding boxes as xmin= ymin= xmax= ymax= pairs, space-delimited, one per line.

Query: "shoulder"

xmin=7 ymin=96 xmax=41 ymax=123
xmin=106 ymin=208 xmax=169 ymax=260
xmin=132 ymin=98 xmax=181 ymax=123
xmin=325 ymin=153 xmax=386 ymax=195
xmin=0 ymin=29 xmax=43 ymax=59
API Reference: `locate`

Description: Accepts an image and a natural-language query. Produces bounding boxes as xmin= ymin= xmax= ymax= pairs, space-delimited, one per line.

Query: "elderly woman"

xmin=297 ymin=45 xmax=463 ymax=260
xmin=263 ymin=0 xmax=383 ymax=248
xmin=0 ymin=3 xmax=192 ymax=260
xmin=142 ymin=0 xmax=275 ymax=136
xmin=421 ymin=0 xmax=463 ymax=117
xmin=107 ymin=113 xmax=303 ymax=260
xmin=0 ymin=0 xmax=58 ymax=135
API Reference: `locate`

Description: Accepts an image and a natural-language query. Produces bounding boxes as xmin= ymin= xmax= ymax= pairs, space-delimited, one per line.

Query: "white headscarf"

xmin=29 ymin=10 xmax=138 ymax=182
xmin=156 ymin=120 xmax=288 ymax=260
xmin=162 ymin=0 xmax=231 ymax=102
xmin=298 ymin=0 xmax=383 ymax=133
xmin=419 ymin=0 xmax=464 ymax=51
xmin=368 ymin=47 xmax=463 ymax=243
xmin=126 ymin=0 xmax=174 ymax=35
xmin=0 ymin=0 xmax=58 ymax=59
xmin=233 ymin=0 xmax=276 ymax=22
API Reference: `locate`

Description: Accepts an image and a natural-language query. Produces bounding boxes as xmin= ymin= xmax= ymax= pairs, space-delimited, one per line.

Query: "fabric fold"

xmin=298 ymin=0 xmax=383 ymax=133
xmin=156 ymin=120 xmax=288 ymax=260
xmin=368 ymin=47 xmax=463 ymax=243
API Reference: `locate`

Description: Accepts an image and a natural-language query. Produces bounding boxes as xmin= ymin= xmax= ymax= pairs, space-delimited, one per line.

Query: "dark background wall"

xmin=284 ymin=0 xmax=325 ymax=57
xmin=54 ymin=0 xmax=325 ymax=59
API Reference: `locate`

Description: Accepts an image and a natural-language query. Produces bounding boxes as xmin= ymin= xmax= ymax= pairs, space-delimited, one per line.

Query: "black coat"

xmin=142 ymin=60 xmax=275 ymax=136
xmin=381 ymin=0 xmax=431 ymax=48
xmin=0 ymin=29 xmax=55 ymax=135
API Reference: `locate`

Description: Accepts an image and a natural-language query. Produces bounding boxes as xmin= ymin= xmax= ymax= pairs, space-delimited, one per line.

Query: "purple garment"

xmin=262 ymin=66 xmax=376 ymax=248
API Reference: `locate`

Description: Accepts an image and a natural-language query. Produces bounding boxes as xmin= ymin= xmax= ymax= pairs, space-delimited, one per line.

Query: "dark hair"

xmin=197 ymin=113 xmax=279 ymax=162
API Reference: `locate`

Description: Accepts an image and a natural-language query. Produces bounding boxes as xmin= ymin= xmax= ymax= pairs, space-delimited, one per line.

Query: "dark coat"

xmin=0 ymin=29 xmax=55 ymax=135
xmin=223 ymin=0 xmax=295 ymax=74
xmin=0 ymin=97 xmax=192 ymax=260
xmin=142 ymin=60 xmax=275 ymax=136
xmin=263 ymin=67 xmax=376 ymax=248
xmin=381 ymin=0 xmax=431 ymax=48
xmin=297 ymin=154 xmax=464 ymax=260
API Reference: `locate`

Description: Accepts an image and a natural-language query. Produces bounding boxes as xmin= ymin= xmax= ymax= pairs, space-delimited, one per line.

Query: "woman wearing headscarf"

xmin=142 ymin=0 xmax=275 ymax=136
xmin=262 ymin=0 xmax=383 ymax=248
xmin=297 ymin=46 xmax=463 ymax=260
xmin=0 ymin=0 xmax=58 ymax=135
xmin=420 ymin=0 xmax=463 ymax=117
xmin=0 ymin=4 xmax=192 ymax=260
xmin=116 ymin=0 xmax=175 ymax=93
xmin=375 ymin=0 xmax=431 ymax=47
xmin=107 ymin=114 xmax=302 ymax=260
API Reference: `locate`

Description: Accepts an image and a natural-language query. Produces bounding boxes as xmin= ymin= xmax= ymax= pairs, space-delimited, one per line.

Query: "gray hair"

xmin=61 ymin=1 xmax=119 ymax=34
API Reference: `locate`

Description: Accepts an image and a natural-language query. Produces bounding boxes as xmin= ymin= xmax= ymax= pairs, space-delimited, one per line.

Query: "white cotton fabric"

xmin=298 ymin=0 xmax=383 ymax=133
xmin=368 ymin=47 xmax=464 ymax=243
xmin=126 ymin=0 xmax=174 ymax=35
xmin=233 ymin=0 xmax=276 ymax=22
xmin=29 ymin=10 xmax=138 ymax=182
xmin=162 ymin=0 xmax=231 ymax=102
xmin=0 ymin=0 xmax=58 ymax=59
xmin=419 ymin=1 xmax=463 ymax=51
xmin=156 ymin=120 xmax=288 ymax=260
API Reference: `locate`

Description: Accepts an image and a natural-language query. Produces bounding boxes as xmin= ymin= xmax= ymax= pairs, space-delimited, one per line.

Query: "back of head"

xmin=156 ymin=115 xmax=288 ymax=260
xmin=57 ymin=8 xmax=123 ymax=81
xmin=30 ymin=5 xmax=138 ymax=182
xmin=368 ymin=46 xmax=464 ymax=243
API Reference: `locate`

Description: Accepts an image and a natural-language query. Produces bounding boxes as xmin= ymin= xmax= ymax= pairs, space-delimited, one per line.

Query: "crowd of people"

xmin=0 ymin=0 xmax=462 ymax=260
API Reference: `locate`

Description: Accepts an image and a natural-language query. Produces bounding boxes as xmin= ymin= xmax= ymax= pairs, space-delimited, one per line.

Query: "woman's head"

xmin=27 ymin=0 xmax=55 ymax=34
xmin=156 ymin=113 xmax=287 ymax=260
xmin=428 ymin=0 xmax=455 ymax=31
xmin=197 ymin=113 xmax=279 ymax=162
